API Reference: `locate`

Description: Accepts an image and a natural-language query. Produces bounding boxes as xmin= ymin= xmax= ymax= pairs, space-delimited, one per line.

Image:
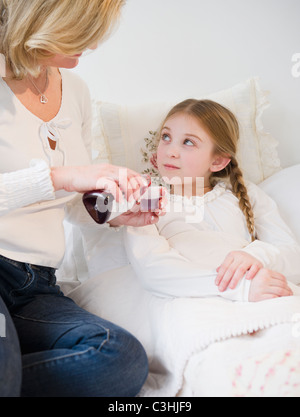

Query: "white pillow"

xmin=259 ymin=164 xmax=300 ymax=245
xmin=92 ymin=78 xmax=281 ymax=184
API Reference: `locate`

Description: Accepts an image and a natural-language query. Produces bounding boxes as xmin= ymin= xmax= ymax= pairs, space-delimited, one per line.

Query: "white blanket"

xmin=67 ymin=264 xmax=300 ymax=397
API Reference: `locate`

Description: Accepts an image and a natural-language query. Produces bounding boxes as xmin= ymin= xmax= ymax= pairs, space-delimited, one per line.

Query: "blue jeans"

xmin=0 ymin=255 xmax=148 ymax=397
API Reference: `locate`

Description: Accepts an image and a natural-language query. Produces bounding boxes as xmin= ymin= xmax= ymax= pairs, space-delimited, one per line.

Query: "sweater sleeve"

xmin=241 ymin=183 xmax=300 ymax=284
xmin=124 ymin=224 xmax=251 ymax=301
xmin=0 ymin=159 xmax=55 ymax=217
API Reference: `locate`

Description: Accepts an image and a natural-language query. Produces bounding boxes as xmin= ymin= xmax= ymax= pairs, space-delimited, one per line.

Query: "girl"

xmin=0 ymin=0 xmax=165 ymax=397
xmin=124 ymin=99 xmax=300 ymax=302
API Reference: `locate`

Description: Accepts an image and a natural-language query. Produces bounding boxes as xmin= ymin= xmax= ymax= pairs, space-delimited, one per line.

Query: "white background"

xmin=73 ymin=0 xmax=300 ymax=168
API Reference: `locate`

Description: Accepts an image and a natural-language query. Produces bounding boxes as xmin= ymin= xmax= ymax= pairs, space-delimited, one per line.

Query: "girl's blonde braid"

xmin=229 ymin=157 xmax=256 ymax=241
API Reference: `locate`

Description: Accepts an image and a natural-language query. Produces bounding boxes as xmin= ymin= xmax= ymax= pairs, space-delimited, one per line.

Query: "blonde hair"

xmin=158 ymin=99 xmax=256 ymax=241
xmin=0 ymin=0 xmax=125 ymax=79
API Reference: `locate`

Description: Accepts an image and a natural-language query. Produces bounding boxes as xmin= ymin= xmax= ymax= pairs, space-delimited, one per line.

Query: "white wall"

xmin=73 ymin=0 xmax=300 ymax=168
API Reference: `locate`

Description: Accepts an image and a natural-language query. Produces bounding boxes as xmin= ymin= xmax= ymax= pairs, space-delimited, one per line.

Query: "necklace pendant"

xmin=40 ymin=94 xmax=48 ymax=104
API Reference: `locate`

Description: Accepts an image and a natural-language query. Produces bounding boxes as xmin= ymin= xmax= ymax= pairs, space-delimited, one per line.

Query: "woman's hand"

xmin=51 ymin=164 xmax=149 ymax=203
xmin=249 ymin=268 xmax=293 ymax=302
xmin=216 ymin=251 xmax=263 ymax=292
xmin=51 ymin=164 xmax=168 ymax=228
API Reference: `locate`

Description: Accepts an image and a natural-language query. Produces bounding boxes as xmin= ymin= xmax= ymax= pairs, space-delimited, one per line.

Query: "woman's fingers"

xmin=95 ymin=177 xmax=124 ymax=203
xmin=115 ymin=169 xmax=136 ymax=202
xmin=96 ymin=168 xmax=149 ymax=204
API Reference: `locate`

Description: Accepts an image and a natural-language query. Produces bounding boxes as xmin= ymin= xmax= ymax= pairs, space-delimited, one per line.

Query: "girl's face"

xmin=157 ymin=112 xmax=220 ymax=192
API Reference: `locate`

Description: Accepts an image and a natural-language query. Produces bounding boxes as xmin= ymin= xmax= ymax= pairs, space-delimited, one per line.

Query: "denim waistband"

xmin=0 ymin=253 xmax=56 ymax=275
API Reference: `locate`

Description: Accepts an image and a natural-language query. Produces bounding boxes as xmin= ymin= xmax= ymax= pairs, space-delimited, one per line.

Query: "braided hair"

xmin=215 ymin=156 xmax=256 ymax=241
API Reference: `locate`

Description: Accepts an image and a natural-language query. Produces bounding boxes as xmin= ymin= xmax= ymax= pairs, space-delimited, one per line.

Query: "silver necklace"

xmin=28 ymin=70 xmax=49 ymax=104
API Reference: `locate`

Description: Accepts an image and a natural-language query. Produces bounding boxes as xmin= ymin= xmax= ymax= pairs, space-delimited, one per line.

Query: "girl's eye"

xmin=162 ymin=133 xmax=171 ymax=142
xmin=184 ymin=139 xmax=194 ymax=146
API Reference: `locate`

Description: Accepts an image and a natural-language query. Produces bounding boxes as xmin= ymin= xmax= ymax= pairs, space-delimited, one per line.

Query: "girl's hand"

xmin=216 ymin=251 xmax=263 ymax=292
xmin=109 ymin=187 xmax=167 ymax=228
xmin=109 ymin=211 xmax=160 ymax=228
xmin=249 ymin=268 xmax=293 ymax=302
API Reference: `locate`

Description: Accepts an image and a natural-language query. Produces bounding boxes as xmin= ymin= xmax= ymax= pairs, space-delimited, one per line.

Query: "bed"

xmin=57 ymin=78 xmax=300 ymax=397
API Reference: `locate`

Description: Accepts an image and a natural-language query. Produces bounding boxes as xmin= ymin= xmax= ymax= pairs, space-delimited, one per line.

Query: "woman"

xmin=0 ymin=0 xmax=162 ymax=397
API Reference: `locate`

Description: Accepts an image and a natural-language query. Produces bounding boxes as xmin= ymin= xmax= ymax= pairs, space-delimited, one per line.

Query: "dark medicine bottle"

xmin=82 ymin=190 xmax=115 ymax=224
xmin=82 ymin=177 xmax=161 ymax=225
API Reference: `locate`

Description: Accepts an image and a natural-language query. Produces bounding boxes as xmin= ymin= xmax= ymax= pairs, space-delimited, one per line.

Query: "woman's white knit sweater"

xmin=0 ymin=70 xmax=92 ymax=267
